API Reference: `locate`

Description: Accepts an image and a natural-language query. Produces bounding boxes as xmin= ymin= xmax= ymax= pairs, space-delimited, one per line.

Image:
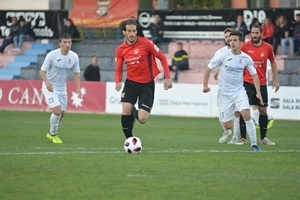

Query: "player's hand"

xmin=46 ymin=82 xmax=53 ymax=92
xmin=115 ymin=82 xmax=123 ymax=92
xmin=273 ymin=80 xmax=280 ymax=93
xmin=76 ymin=88 xmax=82 ymax=99
xmin=202 ymin=86 xmax=210 ymax=93
xmin=256 ymin=93 xmax=264 ymax=106
xmin=164 ymin=78 xmax=173 ymax=90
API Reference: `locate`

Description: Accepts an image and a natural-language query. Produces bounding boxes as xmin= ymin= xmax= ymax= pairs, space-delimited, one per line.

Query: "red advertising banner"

xmin=0 ymin=80 xmax=106 ymax=113
xmin=69 ymin=0 xmax=138 ymax=28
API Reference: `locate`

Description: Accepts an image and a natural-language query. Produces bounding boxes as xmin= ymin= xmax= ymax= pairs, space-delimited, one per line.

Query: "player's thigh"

xmin=138 ymin=83 xmax=154 ymax=113
xmin=235 ymin=89 xmax=251 ymax=112
xmin=56 ymin=91 xmax=67 ymax=111
xmin=244 ymin=82 xmax=268 ymax=106
xmin=42 ymin=88 xmax=61 ymax=109
xmin=121 ymin=81 xmax=138 ymax=105
xmin=217 ymin=94 xmax=235 ymax=123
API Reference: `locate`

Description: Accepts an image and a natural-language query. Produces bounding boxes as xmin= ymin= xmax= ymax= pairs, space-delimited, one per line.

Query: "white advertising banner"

xmin=151 ymin=83 xmax=218 ymax=117
xmin=268 ymin=86 xmax=300 ymax=120
xmin=106 ymin=82 xmax=300 ymax=120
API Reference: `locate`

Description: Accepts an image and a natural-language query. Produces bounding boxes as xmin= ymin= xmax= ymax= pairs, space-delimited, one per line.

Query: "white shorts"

xmin=42 ymin=84 xmax=67 ymax=111
xmin=217 ymin=89 xmax=250 ymax=123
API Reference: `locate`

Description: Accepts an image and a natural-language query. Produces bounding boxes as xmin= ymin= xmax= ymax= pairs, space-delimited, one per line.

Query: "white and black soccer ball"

xmin=124 ymin=136 xmax=143 ymax=154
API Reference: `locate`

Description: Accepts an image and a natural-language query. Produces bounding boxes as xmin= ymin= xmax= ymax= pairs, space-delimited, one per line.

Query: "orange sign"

xmin=69 ymin=0 xmax=138 ymax=28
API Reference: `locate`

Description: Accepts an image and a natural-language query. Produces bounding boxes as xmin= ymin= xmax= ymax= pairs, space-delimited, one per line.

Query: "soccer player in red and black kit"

xmin=239 ymin=24 xmax=280 ymax=145
xmin=115 ymin=18 xmax=172 ymax=139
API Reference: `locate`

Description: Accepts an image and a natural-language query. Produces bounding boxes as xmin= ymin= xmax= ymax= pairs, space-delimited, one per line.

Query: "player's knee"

xmin=138 ymin=116 xmax=148 ymax=124
xmin=53 ymin=110 xmax=63 ymax=116
xmin=223 ymin=121 xmax=232 ymax=130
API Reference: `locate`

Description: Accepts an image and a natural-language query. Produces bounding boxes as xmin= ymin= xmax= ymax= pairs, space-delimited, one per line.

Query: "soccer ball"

xmin=124 ymin=136 xmax=143 ymax=154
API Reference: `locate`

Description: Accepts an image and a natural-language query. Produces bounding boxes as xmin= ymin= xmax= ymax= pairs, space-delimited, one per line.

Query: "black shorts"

xmin=243 ymin=81 xmax=268 ymax=107
xmin=121 ymin=79 xmax=155 ymax=113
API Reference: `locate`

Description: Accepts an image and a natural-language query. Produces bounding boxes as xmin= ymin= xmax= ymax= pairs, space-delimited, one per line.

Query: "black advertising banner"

xmin=138 ymin=8 xmax=300 ymax=39
xmin=0 ymin=10 xmax=68 ymax=39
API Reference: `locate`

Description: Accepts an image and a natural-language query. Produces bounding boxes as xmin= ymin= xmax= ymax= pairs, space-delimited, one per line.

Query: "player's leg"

xmin=238 ymin=115 xmax=247 ymax=145
xmin=217 ymin=95 xmax=234 ymax=143
xmin=259 ymin=106 xmax=276 ymax=145
xmin=121 ymin=102 xmax=135 ymax=138
xmin=238 ymin=82 xmax=254 ymax=145
xmin=239 ymin=109 xmax=261 ymax=151
xmin=251 ymin=105 xmax=259 ymax=126
xmin=137 ymin=81 xmax=155 ymax=124
xmin=257 ymin=85 xmax=275 ymax=145
xmin=236 ymin=89 xmax=261 ymax=151
xmin=228 ymin=111 xmax=240 ymax=144
xmin=120 ymin=80 xmax=137 ymax=138
xmin=42 ymin=88 xmax=64 ymax=144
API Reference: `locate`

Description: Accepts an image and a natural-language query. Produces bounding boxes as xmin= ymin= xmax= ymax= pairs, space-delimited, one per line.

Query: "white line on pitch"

xmin=0 ymin=149 xmax=300 ymax=155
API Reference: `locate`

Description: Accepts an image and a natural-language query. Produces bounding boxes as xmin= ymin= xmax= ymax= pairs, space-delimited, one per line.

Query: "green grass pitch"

xmin=0 ymin=110 xmax=299 ymax=200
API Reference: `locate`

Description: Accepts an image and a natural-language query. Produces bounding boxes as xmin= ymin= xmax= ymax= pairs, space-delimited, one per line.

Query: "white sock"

xmin=245 ymin=119 xmax=257 ymax=146
xmin=233 ymin=117 xmax=240 ymax=139
xmin=252 ymin=109 xmax=259 ymax=125
xmin=49 ymin=113 xmax=60 ymax=135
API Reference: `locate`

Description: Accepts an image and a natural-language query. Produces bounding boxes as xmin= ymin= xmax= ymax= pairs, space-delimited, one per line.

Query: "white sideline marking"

xmin=0 ymin=147 xmax=300 ymax=155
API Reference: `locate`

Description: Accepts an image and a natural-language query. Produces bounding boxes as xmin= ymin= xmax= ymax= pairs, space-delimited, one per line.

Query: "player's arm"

xmin=74 ymin=73 xmax=82 ymax=98
xmin=115 ymin=48 xmax=124 ymax=92
xmin=149 ymin=42 xmax=172 ymax=90
xmin=246 ymin=58 xmax=264 ymax=105
xmin=252 ymin=74 xmax=263 ymax=106
xmin=270 ymin=59 xmax=280 ymax=93
xmin=73 ymin=55 xmax=82 ymax=98
xmin=39 ymin=69 xmax=53 ymax=92
xmin=202 ymin=66 xmax=211 ymax=93
xmin=151 ymin=44 xmax=171 ymax=79
xmin=40 ymin=54 xmax=53 ymax=92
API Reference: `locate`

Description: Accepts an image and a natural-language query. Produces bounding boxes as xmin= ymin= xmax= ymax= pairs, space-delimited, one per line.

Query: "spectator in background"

xmin=273 ymin=15 xmax=294 ymax=57
xmin=293 ymin=14 xmax=300 ymax=56
xmin=12 ymin=18 xmax=35 ymax=52
xmin=171 ymin=42 xmax=189 ymax=82
xmin=250 ymin=18 xmax=261 ymax=30
xmin=83 ymin=55 xmax=101 ymax=81
xmin=149 ymin=14 xmax=164 ymax=44
xmin=262 ymin=17 xmax=274 ymax=45
xmin=0 ymin=16 xmax=19 ymax=53
xmin=62 ymin=18 xmax=80 ymax=42
xmin=232 ymin=15 xmax=249 ymax=41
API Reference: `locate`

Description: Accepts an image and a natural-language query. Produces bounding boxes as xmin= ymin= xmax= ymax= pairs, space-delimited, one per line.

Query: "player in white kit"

xmin=202 ymin=30 xmax=263 ymax=152
xmin=40 ymin=33 xmax=82 ymax=143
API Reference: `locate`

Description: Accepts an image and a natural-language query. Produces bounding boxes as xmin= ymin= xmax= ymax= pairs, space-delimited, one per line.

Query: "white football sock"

xmin=245 ymin=119 xmax=257 ymax=146
xmin=233 ymin=117 xmax=240 ymax=139
xmin=49 ymin=113 xmax=60 ymax=135
xmin=252 ymin=109 xmax=259 ymax=125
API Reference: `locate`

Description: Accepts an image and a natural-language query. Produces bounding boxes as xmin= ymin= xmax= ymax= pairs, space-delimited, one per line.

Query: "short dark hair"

xmin=229 ymin=30 xmax=244 ymax=41
xmin=224 ymin=28 xmax=234 ymax=34
xmin=59 ymin=33 xmax=71 ymax=42
xmin=121 ymin=18 xmax=137 ymax=31
xmin=251 ymin=24 xmax=263 ymax=33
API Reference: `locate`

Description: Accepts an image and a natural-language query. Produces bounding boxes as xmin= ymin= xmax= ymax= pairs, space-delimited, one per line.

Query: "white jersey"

xmin=41 ymin=49 xmax=80 ymax=90
xmin=213 ymin=46 xmax=230 ymax=57
xmin=208 ymin=49 xmax=256 ymax=95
